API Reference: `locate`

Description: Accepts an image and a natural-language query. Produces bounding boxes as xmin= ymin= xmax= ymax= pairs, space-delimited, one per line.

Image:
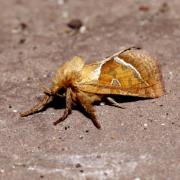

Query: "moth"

xmin=20 ymin=47 xmax=165 ymax=129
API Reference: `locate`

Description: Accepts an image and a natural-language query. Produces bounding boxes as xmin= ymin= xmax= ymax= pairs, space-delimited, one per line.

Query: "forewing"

xmin=77 ymin=49 xmax=165 ymax=98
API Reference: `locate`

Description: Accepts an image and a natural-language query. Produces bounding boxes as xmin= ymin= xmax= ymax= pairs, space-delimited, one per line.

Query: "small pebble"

xmin=62 ymin=11 xmax=69 ymax=18
xmin=67 ymin=19 xmax=83 ymax=30
xmin=75 ymin=163 xmax=82 ymax=168
xmin=139 ymin=5 xmax=149 ymax=12
xmin=0 ymin=169 xmax=4 ymax=173
xmin=79 ymin=26 xmax=86 ymax=33
xmin=64 ymin=125 xmax=70 ymax=130
xmin=159 ymin=2 xmax=169 ymax=13
xmin=19 ymin=38 xmax=26 ymax=44
xmin=144 ymin=123 xmax=148 ymax=127
xmin=168 ymin=72 xmax=173 ymax=79
xmin=40 ymin=175 xmax=44 ymax=178
xmin=134 ymin=177 xmax=141 ymax=180
xmin=100 ymin=102 xmax=105 ymax=106
xmin=79 ymin=135 xmax=83 ymax=139
xmin=20 ymin=22 xmax=28 ymax=30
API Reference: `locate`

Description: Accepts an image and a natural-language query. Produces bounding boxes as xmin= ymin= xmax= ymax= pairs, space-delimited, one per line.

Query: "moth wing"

xmin=77 ymin=49 xmax=165 ymax=98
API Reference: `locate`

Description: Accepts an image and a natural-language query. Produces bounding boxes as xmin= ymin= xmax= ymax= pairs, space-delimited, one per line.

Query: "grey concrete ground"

xmin=0 ymin=0 xmax=180 ymax=179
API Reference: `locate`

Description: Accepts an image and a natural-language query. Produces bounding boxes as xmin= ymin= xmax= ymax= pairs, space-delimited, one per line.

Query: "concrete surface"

xmin=0 ymin=0 xmax=180 ymax=179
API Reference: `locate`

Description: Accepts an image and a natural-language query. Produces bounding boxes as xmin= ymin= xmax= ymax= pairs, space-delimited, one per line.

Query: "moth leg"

xmin=106 ymin=97 xmax=125 ymax=109
xmin=53 ymin=88 xmax=73 ymax=125
xmin=77 ymin=93 xmax=101 ymax=129
xmin=20 ymin=95 xmax=50 ymax=117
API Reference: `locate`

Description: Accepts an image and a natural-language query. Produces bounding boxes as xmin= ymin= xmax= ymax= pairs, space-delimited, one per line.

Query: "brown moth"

xmin=20 ymin=47 xmax=165 ymax=129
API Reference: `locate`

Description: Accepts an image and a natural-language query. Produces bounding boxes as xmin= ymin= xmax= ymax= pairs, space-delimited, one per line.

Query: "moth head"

xmin=51 ymin=56 xmax=85 ymax=96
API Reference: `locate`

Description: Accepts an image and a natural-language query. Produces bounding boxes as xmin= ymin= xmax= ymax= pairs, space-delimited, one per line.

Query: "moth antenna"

xmin=106 ymin=97 xmax=125 ymax=109
xmin=20 ymin=95 xmax=50 ymax=117
xmin=38 ymin=80 xmax=52 ymax=95
xmin=120 ymin=46 xmax=142 ymax=54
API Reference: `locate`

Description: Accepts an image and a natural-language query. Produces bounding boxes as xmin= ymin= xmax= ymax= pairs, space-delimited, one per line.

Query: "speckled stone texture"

xmin=0 ymin=0 xmax=180 ymax=179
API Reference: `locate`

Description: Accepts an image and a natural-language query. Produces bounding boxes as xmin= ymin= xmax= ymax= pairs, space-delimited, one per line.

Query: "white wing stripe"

xmin=114 ymin=56 xmax=143 ymax=80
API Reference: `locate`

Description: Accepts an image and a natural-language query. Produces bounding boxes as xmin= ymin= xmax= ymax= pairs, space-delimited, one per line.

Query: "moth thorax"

xmin=64 ymin=71 xmax=79 ymax=86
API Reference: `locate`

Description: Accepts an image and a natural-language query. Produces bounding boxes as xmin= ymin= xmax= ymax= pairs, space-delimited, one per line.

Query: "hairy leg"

xmin=77 ymin=92 xmax=101 ymax=129
xmin=106 ymin=97 xmax=125 ymax=109
xmin=20 ymin=94 xmax=50 ymax=117
xmin=53 ymin=88 xmax=73 ymax=125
